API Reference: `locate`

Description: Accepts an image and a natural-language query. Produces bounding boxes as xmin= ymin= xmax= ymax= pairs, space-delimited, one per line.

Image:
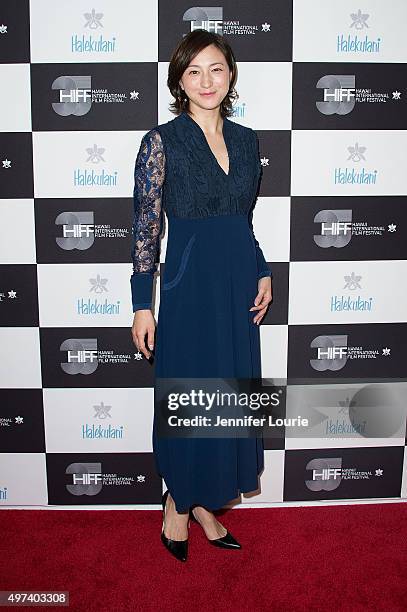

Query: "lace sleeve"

xmin=130 ymin=128 xmax=165 ymax=312
xmin=249 ymin=130 xmax=272 ymax=280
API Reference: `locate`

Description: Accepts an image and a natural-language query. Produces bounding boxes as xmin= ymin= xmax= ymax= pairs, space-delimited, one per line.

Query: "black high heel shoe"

xmin=161 ymin=489 xmax=190 ymax=562
xmin=189 ymin=506 xmax=242 ymax=549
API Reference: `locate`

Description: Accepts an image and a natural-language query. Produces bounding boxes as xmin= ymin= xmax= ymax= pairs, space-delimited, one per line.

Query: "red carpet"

xmin=1 ymin=502 xmax=406 ymax=611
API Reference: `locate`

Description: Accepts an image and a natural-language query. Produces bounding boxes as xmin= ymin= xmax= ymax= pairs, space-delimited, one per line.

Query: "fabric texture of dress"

xmin=130 ymin=110 xmax=272 ymax=512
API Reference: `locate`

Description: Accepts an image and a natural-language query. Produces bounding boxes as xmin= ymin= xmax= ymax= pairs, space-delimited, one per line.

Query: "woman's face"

xmin=179 ymin=44 xmax=232 ymax=112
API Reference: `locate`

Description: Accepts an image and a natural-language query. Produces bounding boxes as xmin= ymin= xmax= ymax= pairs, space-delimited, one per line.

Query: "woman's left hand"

xmin=250 ymin=276 xmax=273 ymax=325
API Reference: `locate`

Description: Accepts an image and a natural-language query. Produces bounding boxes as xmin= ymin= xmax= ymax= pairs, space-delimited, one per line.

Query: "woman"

xmin=130 ymin=30 xmax=272 ymax=562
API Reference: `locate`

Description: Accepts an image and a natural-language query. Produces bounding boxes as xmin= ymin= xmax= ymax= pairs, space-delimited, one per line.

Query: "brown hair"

xmin=167 ymin=30 xmax=239 ymax=118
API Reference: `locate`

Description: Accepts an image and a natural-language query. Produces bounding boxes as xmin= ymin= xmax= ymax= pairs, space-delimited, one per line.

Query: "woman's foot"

xmin=162 ymin=491 xmax=190 ymax=541
xmin=190 ymin=505 xmax=228 ymax=541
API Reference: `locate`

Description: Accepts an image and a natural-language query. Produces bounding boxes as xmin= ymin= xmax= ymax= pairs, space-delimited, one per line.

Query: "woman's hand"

xmin=131 ymin=309 xmax=156 ymax=359
xmin=250 ymin=276 xmax=272 ymax=325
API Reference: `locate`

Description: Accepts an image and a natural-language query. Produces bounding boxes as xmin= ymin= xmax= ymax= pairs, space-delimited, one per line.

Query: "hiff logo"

xmin=316 ymin=75 xmax=356 ymax=115
xmin=52 ymin=75 xmax=92 ymax=116
xmin=310 ymin=335 xmax=348 ymax=371
xmin=56 ymin=211 xmax=95 ymax=250
xmin=60 ymin=338 xmax=98 ymax=374
xmin=305 ymin=458 xmax=342 ymax=491
xmin=183 ymin=7 xmax=223 ymax=34
xmin=66 ymin=462 xmax=102 ymax=495
xmin=314 ymin=210 xmax=353 ymax=248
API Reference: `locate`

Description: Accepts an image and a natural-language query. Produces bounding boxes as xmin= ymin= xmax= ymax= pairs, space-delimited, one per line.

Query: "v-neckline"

xmin=181 ymin=110 xmax=230 ymax=178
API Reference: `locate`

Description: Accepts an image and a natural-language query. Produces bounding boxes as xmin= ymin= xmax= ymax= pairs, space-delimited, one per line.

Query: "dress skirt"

xmin=152 ymin=213 xmax=264 ymax=513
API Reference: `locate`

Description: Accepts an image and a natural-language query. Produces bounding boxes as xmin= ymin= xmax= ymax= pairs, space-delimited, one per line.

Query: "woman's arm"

xmin=249 ymin=130 xmax=272 ymax=280
xmin=130 ymin=128 xmax=166 ymax=312
xmin=248 ymin=206 xmax=272 ymax=280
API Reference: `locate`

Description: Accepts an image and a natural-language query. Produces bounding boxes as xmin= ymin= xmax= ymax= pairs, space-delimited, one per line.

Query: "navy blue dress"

xmin=130 ymin=110 xmax=272 ymax=512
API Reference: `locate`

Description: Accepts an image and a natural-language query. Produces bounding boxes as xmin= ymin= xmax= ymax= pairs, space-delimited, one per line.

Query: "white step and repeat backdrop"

xmin=1 ymin=1 xmax=407 ymax=507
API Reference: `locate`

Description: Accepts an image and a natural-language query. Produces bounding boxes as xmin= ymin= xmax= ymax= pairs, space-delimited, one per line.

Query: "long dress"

xmin=130 ymin=110 xmax=272 ymax=513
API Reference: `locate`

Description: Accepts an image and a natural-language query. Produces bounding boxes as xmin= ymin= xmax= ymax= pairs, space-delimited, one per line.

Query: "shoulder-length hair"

xmin=167 ymin=30 xmax=239 ymax=118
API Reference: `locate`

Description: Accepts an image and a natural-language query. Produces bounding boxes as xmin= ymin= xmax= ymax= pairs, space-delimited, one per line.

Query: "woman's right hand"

xmin=131 ymin=310 xmax=156 ymax=360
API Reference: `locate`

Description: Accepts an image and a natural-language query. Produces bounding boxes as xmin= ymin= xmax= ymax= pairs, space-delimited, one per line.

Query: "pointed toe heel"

xmin=161 ymin=489 xmax=189 ymax=562
xmin=160 ymin=531 xmax=188 ymax=562
xmin=189 ymin=506 xmax=241 ymax=549
xmin=209 ymin=530 xmax=241 ymax=549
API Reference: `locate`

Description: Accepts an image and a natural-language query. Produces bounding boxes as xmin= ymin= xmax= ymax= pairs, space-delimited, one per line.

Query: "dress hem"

xmin=163 ymin=466 xmax=265 ymax=513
